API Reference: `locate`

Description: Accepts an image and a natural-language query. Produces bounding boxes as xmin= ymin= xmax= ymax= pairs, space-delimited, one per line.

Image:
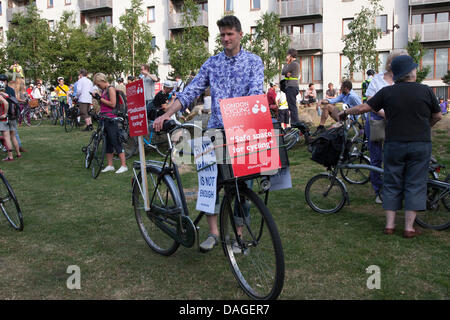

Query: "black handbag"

xmin=279 ymin=79 xmax=287 ymax=93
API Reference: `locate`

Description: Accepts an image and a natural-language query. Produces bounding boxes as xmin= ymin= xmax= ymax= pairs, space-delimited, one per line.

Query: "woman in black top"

xmin=339 ymin=55 xmax=442 ymax=238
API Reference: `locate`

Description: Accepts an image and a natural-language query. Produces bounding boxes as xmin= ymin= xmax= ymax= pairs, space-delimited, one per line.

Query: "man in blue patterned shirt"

xmin=153 ymin=15 xmax=264 ymax=252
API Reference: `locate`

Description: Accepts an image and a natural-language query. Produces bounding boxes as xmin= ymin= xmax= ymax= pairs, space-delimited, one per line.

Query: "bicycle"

xmin=132 ymin=120 xmax=285 ymax=300
xmin=82 ymin=112 xmax=127 ymax=179
xmin=304 ymin=123 xmax=450 ymax=230
xmin=49 ymin=97 xmax=61 ymax=125
xmin=282 ymin=121 xmax=312 ymax=151
xmin=0 ymin=171 xmax=23 ymax=231
xmin=64 ymin=104 xmax=81 ymax=133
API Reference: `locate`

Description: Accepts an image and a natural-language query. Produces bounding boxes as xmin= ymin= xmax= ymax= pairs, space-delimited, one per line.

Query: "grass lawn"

xmin=0 ymin=116 xmax=449 ymax=300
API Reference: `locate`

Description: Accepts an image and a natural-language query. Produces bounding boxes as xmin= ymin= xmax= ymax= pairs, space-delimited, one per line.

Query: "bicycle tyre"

xmin=305 ymin=173 xmax=347 ymax=214
xmin=0 ymin=173 xmax=23 ymax=231
xmin=28 ymin=108 xmax=43 ymax=127
xmin=415 ymin=181 xmax=450 ymax=231
xmin=284 ymin=128 xmax=300 ymax=151
xmin=51 ymin=107 xmax=59 ymax=125
xmin=133 ymin=167 xmax=180 ymax=256
xmin=340 ymin=154 xmax=371 ymax=185
xmin=220 ymin=187 xmax=284 ymax=300
xmin=444 ymin=174 xmax=450 ymax=211
xmin=91 ymin=134 xmax=106 ymax=179
xmin=65 ymin=115 xmax=74 ymax=133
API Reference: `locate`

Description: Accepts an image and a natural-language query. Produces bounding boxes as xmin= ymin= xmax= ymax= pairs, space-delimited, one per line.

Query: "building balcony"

xmin=277 ymin=0 xmax=323 ymax=19
xmin=79 ymin=0 xmax=113 ymax=12
xmin=6 ymin=6 xmax=28 ymax=22
xmin=168 ymin=10 xmax=208 ymax=29
xmin=289 ymin=33 xmax=322 ymax=50
xmin=409 ymin=22 xmax=450 ymax=42
xmin=409 ymin=0 xmax=449 ymax=6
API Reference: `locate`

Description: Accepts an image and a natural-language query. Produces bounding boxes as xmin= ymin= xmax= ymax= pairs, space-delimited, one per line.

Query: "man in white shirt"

xmin=76 ymin=69 xmax=94 ymax=131
xmin=140 ymin=64 xmax=159 ymax=114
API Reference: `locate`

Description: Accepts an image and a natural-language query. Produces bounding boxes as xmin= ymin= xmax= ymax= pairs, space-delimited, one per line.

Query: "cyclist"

xmin=313 ymin=79 xmax=361 ymax=136
xmin=76 ymin=69 xmax=94 ymax=131
xmin=55 ymin=77 xmax=70 ymax=125
xmin=0 ymin=81 xmax=21 ymax=161
xmin=92 ymin=73 xmax=128 ymax=174
xmin=153 ymin=15 xmax=264 ymax=252
xmin=362 ymin=69 xmax=375 ymax=103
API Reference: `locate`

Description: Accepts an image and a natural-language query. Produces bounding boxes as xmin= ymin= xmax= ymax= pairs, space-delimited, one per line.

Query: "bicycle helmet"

xmin=0 ymin=74 xmax=8 ymax=81
xmin=57 ymin=77 xmax=64 ymax=81
xmin=366 ymin=69 xmax=375 ymax=76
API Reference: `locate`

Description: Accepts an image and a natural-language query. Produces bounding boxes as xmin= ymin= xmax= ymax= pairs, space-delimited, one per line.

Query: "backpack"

xmin=1 ymin=93 xmax=20 ymax=121
xmin=309 ymin=126 xmax=350 ymax=169
xmin=106 ymin=86 xmax=127 ymax=115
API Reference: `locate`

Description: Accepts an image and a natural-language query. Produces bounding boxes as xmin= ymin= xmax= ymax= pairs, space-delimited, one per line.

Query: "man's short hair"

xmin=79 ymin=69 xmax=88 ymax=76
xmin=342 ymin=79 xmax=353 ymax=90
xmin=287 ymin=49 xmax=297 ymax=58
xmin=308 ymin=83 xmax=314 ymax=88
xmin=141 ymin=64 xmax=150 ymax=72
xmin=217 ymin=15 xmax=242 ymax=32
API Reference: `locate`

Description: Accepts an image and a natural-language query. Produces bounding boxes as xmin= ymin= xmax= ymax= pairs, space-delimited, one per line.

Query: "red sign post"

xmin=126 ymin=79 xmax=148 ymax=137
xmin=220 ymin=94 xmax=281 ymax=178
xmin=126 ymin=79 xmax=149 ymax=210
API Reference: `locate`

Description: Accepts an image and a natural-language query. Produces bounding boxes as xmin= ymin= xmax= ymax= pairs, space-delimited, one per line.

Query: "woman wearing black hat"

xmin=339 ymin=55 xmax=443 ymax=238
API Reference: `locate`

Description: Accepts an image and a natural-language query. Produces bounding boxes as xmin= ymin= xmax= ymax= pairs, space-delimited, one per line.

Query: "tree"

xmin=165 ymin=0 xmax=210 ymax=80
xmin=342 ymin=0 xmax=383 ymax=79
xmin=116 ymin=0 xmax=158 ymax=77
xmin=406 ymin=34 xmax=430 ymax=83
xmin=442 ymin=70 xmax=450 ymax=85
xmin=6 ymin=4 xmax=52 ymax=82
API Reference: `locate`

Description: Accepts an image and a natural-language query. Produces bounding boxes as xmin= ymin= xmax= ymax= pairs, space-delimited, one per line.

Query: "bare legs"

xmin=385 ymin=210 xmax=418 ymax=232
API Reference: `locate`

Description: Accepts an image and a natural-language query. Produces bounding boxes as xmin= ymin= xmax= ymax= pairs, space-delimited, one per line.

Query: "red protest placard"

xmin=126 ymin=79 xmax=148 ymax=137
xmin=219 ymin=94 xmax=281 ymax=178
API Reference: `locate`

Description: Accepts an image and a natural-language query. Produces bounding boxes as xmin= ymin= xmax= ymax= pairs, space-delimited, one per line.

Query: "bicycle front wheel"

xmin=340 ymin=154 xmax=371 ymax=185
xmin=0 ymin=174 xmax=23 ymax=231
xmin=133 ymin=167 xmax=180 ymax=256
xmin=28 ymin=108 xmax=43 ymax=127
xmin=415 ymin=181 xmax=450 ymax=231
xmin=305 ymin=173 xmax=347 ymax=214
xmin=91 ymin=134 xmax=106 ymax=179
xmin=220 ymin=187 xmax=284 ymax=300
xmin=65 ymin=116 xmax=74 ymax=133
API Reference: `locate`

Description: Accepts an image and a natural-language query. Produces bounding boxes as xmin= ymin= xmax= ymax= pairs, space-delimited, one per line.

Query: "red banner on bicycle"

xmin=219 ymin=94 xmax=281 ymax=178
xmin=126 ymin=79 xmax=148 ymax=137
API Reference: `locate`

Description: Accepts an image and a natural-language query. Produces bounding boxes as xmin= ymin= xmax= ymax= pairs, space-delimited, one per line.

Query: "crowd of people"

xmin=1 ymin=14 xmax=446 ymax=241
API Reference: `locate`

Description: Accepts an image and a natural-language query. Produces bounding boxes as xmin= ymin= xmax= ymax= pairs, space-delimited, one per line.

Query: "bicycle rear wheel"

xmin=133 ymin=167 xmax=180 ymax=256
xmin=91 ymin=134 xmax=106 ymax=179
xmin=65 ymin=115 xmax=74 ymax=133
xmin=305 ymin=173 xmax=347 ymax=214
xmin=51 ymin=106 xmax=59 ymax=125
xmin=220 ymin=187 xmax=284 ymax=300
xmin=415 ymin=181 xmax=450 ymax=231
xmin=340 ymin=154 xmax=371 ymax=185
xmin=0 ymin=173 xmax=23 ymax=231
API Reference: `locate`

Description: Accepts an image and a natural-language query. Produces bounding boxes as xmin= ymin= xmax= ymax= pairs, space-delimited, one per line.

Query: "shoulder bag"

xmin=368 ymin=113 xmax=385 ymax=142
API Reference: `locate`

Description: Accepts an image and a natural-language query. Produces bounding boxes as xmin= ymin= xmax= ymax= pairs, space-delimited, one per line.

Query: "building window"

xmin=300 ymin=55 xmax=322 ymax=83
xmin=411 ymin=12 xmax=449 ymax=24
xmin=48 ymin=0 xmax=54 ymax=8
xmin=147 ymin=6 xmax=155 ymax=22
xmin=65 ymin=0 xmax=71 ymax=5
xmin=225 ymin=0 xmax=233 ymax=13
xmin=48 ymin=20 xmax=55 ymax=31
xmin=250 ymin=26 xmax=257 ymax=40
xmin=0 ymin=2 xmax=2 ymax=16
xmin=423 ymin=48 xmax=449 ymax=80
xmin=151 ymin=37 xmax=156 ymax=49
xmin=342 ymin=18 xmax=354 ymax=37
xmin=377 ymin=51 xmax=389 ymax=72
xmin=0 ymin=27 xmax=3 ymax=42
xmin=251 ymin=0 xmax=260 ymax=10
xmin=376 ymin=15 xmax=388 ymax=34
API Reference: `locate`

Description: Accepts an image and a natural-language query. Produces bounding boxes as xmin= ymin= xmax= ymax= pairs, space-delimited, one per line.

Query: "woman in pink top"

xmin=92 ymin=73 xmax=128 ymax=174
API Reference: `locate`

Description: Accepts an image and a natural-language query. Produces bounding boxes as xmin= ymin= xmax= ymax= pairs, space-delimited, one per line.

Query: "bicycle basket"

xmin=29 ymin=99 xmax=39 ymax=108
xmin=207 ymin=122 xmax=289 ymax=183
xmin=310 ymin=126 xmax=351 ymax=168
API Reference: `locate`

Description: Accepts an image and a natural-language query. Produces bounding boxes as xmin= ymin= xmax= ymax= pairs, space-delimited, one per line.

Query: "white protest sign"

xmin=269 ymin=167 xmax=292 ymax=191
xmin=193 ymin=137 xmax=218 ymax=214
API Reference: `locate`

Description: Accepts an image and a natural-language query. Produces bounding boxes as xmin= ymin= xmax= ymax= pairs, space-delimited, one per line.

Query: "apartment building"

xmin=0 ymin=0 xmax=448 ymax=98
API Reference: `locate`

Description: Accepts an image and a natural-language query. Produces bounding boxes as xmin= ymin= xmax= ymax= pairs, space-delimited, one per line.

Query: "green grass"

xmin=0 ymin=119 xmax=449 ymax=300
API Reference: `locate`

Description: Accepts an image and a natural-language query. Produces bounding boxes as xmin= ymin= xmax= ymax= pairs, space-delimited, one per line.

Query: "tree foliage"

xmin=406 ymin=34 xmax=430 ymax=83
xmin=116 ymin=0 xmax=157 ymax=77
xmin=442 ymin=70 xmax=450 ymax=85
xmin=342 ymin=0 xmax=383 ymax=79
xmin=6 ymin=4 xmax=52 ymax=81
xmin=165 ymin=0 xmax=210 ymax=80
